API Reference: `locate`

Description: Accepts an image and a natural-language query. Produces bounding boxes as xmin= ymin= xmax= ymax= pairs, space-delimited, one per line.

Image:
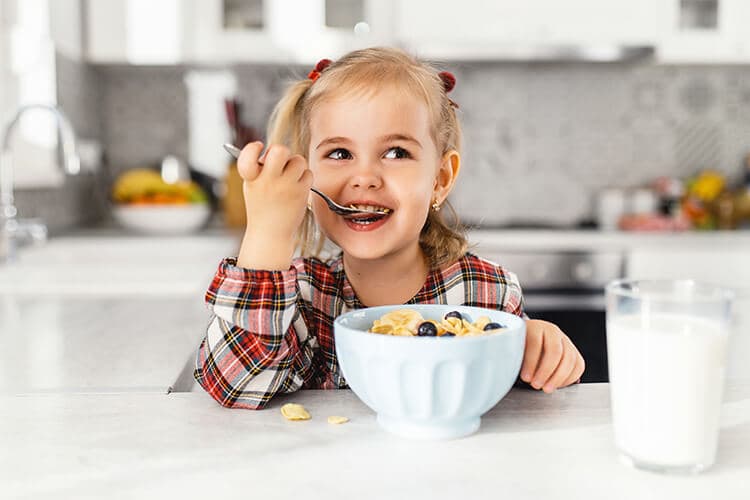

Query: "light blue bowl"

xmin=334 ymin=304 xmax=526 ymax=439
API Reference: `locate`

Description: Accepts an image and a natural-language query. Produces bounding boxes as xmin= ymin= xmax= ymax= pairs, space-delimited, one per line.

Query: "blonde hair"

xmin=266 ymin=47 xmax=467 ymax=268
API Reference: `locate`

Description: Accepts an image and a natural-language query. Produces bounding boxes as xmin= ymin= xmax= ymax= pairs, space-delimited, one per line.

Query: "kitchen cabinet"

xmin=86 ymin=0 xmax=188 ymax=64
xmin=396 ymin=0 xmax=750 ymax=64
xmin=657 ymin=0 xmax=750 ymax=63
xmin=84 ymin=0 xmax=394 ymax=65
xmin=75 ymin=0 xmax=750 ymax=64
xmin=395 ymin=0 xmax=667 ymax=61
xmin=188 ymin=0 xmax=394 ymax=64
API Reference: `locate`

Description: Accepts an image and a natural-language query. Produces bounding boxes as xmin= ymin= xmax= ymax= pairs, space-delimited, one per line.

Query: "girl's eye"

xmin=326 ymin=148 xmax=352 ymax=160
xmin=383 ymin=146 xmax=411 ymax=160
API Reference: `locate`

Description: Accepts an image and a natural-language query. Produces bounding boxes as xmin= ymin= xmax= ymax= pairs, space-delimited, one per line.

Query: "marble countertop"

xmin=1 ymin=229 xmax=748 ymax=498
xmin=2 ymin=383 xmax=748 ymax=499
xmin=0 ymin=295 xmax=205 ymax=394
xmin=1 ymin=228 xmax=748 ymax=393
xmin=467 ymin=228 xmax=750 ymax=251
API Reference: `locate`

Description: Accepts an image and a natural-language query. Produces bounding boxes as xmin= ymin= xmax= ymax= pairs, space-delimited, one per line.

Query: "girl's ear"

xmin=433 ymin=150 xmax=461 ymax=204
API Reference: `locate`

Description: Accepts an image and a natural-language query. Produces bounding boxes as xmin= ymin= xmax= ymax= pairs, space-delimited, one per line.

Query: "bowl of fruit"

xmin=111 ymin=168 xmax=211 ymax=235
xmin=334 ymin=304 xmax=526 ymax=440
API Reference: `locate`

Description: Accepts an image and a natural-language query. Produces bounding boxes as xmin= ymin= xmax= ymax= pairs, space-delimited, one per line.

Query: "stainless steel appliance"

xmin=478 ymin=250 xmax=625 ymax=383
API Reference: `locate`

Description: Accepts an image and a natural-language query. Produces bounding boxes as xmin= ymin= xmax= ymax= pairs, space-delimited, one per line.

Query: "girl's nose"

xmin=349 ymin=160 xmax=382 ymax=189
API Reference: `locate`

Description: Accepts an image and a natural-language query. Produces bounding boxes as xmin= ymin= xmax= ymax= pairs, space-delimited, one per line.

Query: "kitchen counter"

xmin=1 ymin=230 xmax=748 ymax=498
xmin=2 ymin=383 xmax=748 ymax=499
xmin=1 ymin=229 xmax=748 ymax=392
xmin=0 ymin=295 xmax=205 ymax=394
xmin=467 ymin=228 xmax=750 ymax=252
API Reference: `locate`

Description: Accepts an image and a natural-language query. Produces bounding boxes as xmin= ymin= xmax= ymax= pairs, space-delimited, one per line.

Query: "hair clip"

xmin=438 ymin=71 xmax=459 ymax=108
xmin=438 ymin=71 xmax=456 ymax=93
xmin=308 ymin=58 xmax=333 ymax=82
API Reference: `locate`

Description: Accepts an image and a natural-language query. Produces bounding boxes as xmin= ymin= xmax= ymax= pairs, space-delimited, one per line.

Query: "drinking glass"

xmin=605 ymin=279 xmax=733 ymax=474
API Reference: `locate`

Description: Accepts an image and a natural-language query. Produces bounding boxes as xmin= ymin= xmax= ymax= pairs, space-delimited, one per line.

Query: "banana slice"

xmin=280 ymin=403 xmax=311 ymax=421
xmin=327 ymin=415 xmax=349 ymax=425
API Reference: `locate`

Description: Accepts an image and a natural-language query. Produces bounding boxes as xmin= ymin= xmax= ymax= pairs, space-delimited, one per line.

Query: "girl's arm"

xmin=193 ymin=260 xmax=313 ymax=409
xmin=195 ymin=142 xmax=316 ymax=408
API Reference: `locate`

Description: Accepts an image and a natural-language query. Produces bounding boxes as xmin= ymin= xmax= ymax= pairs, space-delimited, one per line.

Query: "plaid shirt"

xmin=194 ymin=252 xmax=525 ymax=409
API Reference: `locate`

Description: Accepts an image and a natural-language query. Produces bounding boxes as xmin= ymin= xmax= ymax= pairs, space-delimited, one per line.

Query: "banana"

xmin=112 ymin=168 xmax=207 ymax=203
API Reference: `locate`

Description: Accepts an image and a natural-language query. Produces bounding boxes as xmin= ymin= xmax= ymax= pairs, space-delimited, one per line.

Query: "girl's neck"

xmin=343 ymin=245 xmax=430 ymax=307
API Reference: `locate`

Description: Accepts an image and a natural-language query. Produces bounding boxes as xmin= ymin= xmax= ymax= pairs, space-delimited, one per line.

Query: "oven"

xmin=479 ymin=250 xmax=625 ymax=383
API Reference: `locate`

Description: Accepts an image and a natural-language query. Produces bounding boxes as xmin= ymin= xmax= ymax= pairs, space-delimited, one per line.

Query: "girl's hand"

xmin=238 ymin=141 xmax=313 ymax=241
xmin=520 ymin=319 xmax=585 ymax=393
xmin=235 ymin=142 xmax=313 ymax=270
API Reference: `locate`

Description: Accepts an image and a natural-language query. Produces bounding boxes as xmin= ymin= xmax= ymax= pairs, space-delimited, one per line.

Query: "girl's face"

xmin=307 ymin=86 xmax=448 ymax=262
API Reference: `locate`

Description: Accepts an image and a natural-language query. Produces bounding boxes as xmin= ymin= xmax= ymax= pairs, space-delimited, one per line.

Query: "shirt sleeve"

xmin=498 ymin=268 xmax=529 ymax=319
xmin=193 ymin=258 xmax=313 ymax=410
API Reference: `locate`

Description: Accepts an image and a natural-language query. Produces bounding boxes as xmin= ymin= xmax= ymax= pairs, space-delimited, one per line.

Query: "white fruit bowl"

xmin=112 ymin=203 xmax=212 ymax=235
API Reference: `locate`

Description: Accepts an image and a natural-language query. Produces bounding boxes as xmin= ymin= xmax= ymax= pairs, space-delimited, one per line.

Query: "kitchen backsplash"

xmin=24 ymin=54 xmax=750 ymax=230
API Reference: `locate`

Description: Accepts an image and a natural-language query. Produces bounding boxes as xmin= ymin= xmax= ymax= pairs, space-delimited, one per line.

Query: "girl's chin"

xmin=338 ymin=242 xmax=390 ymax=261
xmin=338 ymin=236 xmax=419 ymax=263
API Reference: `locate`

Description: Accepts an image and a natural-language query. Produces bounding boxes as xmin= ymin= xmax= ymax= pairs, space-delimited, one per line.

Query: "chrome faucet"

xmin=0 ymin=104 xmax=80 ymax=262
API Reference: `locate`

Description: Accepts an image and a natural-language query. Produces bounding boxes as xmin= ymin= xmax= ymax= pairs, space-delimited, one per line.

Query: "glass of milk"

xmin=605 ymin=279 xmax=733 ymax=474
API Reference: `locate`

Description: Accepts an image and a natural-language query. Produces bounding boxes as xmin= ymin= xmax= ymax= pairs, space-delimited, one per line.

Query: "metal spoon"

xmin=223 ymin=143 xmax=389 ymax=217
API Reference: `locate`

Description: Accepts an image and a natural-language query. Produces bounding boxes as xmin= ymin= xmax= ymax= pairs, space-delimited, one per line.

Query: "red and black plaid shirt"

xmin=194 ymin=252 xmax=525 ymax=409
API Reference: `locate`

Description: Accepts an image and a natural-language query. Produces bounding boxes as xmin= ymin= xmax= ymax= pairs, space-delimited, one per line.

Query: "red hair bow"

xmin=438 ymin=71 xmax=459 ymax=108
xmin=308 ymin=58 xmax=333 ymax=81
xmin=439 ymin=71 xmax=456 ymax=93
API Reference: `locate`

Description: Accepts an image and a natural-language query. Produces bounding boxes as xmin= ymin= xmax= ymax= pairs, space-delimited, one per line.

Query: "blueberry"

xmin=441 ymin=332 xmax=456 ymax=337
xmin=444 ymin=310 xmax=462 ymax=321
xmin=483 ymin=322 xmax=505 ymax=331
xmin=417 ymin=321 xmax=437 ymax=337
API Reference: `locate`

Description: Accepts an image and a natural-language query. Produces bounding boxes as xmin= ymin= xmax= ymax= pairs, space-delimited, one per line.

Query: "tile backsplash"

xmin=17 ymin=54 xmax=750 ymax=230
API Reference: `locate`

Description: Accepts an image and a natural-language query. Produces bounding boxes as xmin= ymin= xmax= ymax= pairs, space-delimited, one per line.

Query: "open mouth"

xmin=342 ymin=204 xmax=393 ymax=226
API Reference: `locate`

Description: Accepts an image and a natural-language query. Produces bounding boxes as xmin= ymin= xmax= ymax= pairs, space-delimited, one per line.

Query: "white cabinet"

xmin=395 ymin=0 xmax=750 ymax=64
xmin=184 ymin=0 xmax=280 ymax=64
xmin=657 ymin=0 xmax=750 ymax=63
xmin=189 ymin=0 xmax=394 ymax=64
xmin=75 ymin=0 xmax=750 ymax=65
xmin=84 ymin=0 xmax=394 ymax=65
xmin=86 ymin=0 xmax=189 ymax=64
xmin=395 ymin=0 xmax=668 ymax=60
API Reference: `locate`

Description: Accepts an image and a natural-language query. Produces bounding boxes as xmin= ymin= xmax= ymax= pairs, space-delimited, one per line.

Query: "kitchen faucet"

xmin=0 ymin=104 xmax=80 ymax=263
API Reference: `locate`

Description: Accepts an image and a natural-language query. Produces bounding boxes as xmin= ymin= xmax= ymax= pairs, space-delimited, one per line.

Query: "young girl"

xmin=195 ymin=47 xmax=584 ymax=410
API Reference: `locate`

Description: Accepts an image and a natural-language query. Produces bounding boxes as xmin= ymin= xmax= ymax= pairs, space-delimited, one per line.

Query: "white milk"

xmin=607 ymin=313 xmax=729 ymax=469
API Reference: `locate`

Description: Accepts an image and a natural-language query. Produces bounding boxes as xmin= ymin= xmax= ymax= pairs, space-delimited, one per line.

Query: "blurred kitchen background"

xmin=1 ymin=0 xmax=750 ymax=389
xmin=2 ymin=0 xmax=750 ymax=233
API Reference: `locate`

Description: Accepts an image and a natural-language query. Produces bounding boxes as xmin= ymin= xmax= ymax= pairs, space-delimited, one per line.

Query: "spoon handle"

xmin=223 ymin=142 xmax=267 ymax=165
xmin=223 ymin=143 xmax=242 ymax=160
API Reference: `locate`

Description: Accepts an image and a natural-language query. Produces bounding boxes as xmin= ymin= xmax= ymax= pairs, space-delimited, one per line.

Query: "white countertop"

xmin=0 ymin=295 xmax=204 ymax=393
xmin=0 ymin=231 xmax=240 ymax=296
xmin=467 ymin=228 xmax=750 ymax=251
xmin=1 ymin=230 xmax=748 ymax=498
xmin=2 ymin=383 xmax=748 ymax=499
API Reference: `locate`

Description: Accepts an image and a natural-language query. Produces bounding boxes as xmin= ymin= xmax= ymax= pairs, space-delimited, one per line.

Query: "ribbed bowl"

xmin=334 ymin=304 xmax=526 ymax=440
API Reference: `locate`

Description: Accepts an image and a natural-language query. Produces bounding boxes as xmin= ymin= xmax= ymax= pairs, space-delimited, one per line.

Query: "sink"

xmin=0 ymin=233 xmax=239 ymax=296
